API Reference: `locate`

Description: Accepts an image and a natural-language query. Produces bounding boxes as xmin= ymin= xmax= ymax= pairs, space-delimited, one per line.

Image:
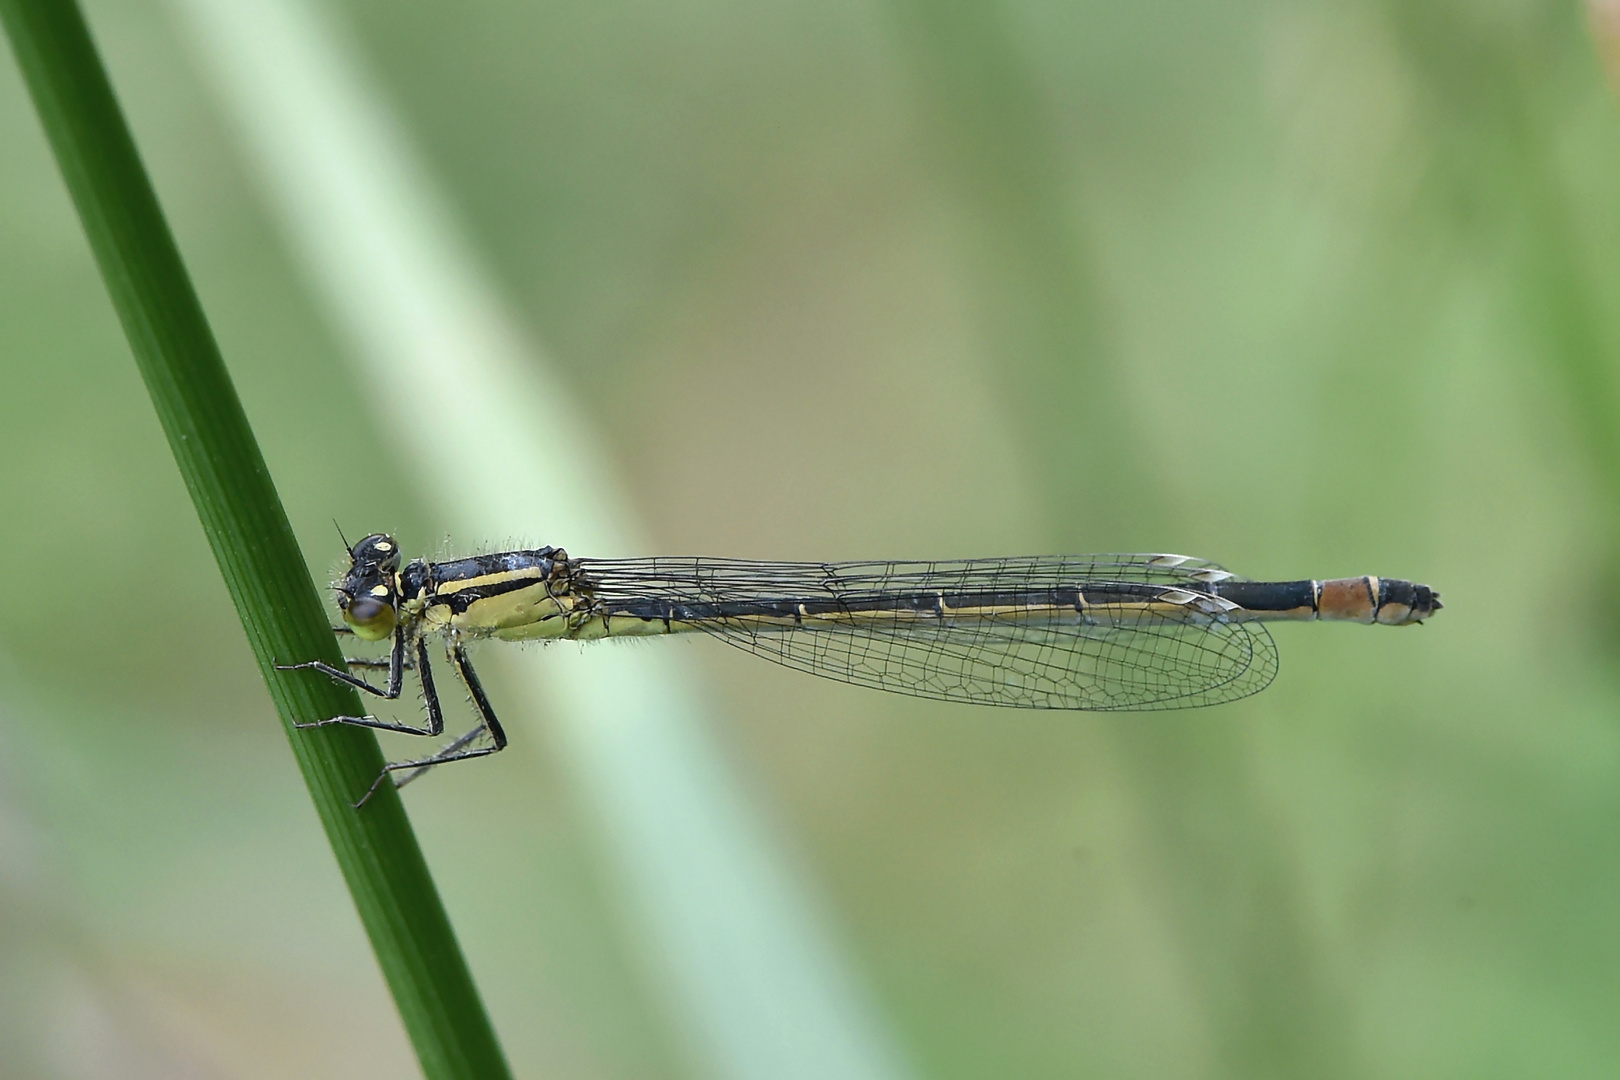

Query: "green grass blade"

xmin=0 ymin=3 xmax=511 ymax=1077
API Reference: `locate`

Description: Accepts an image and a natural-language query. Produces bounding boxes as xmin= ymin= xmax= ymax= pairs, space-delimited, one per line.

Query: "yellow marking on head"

xmin=370 ymin=584 xmax=390 ymax=597
xmin=374 ymin=540 xmax=392 ymax=552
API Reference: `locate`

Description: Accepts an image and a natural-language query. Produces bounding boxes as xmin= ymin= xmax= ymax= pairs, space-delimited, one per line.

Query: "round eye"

xmin=344 ymin=593 xmax=397 ymax=640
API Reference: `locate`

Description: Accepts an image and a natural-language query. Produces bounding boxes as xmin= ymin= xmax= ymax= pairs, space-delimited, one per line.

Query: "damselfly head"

xmin=336 ymin=533 xmax=402 ymax=640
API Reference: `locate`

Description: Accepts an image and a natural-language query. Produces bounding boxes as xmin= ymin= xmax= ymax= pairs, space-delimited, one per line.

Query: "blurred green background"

xmin=2 ymin=0 xmax=1618 ymax=1076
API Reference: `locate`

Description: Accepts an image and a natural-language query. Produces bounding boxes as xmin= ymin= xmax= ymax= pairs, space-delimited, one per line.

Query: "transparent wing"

xmin=711 ymin=607 xmax=1277 ymax=710
xmin=575 ymin=555 xmax=1277 ymax=710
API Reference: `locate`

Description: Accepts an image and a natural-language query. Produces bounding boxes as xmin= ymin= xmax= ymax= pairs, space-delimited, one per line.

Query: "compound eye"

xmin=343 ymin=591 xmax=397 ymax=640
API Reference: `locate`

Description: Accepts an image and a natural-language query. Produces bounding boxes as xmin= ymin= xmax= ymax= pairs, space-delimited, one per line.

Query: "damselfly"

xmin=280 ymin=535 xmax=1441 ymax=804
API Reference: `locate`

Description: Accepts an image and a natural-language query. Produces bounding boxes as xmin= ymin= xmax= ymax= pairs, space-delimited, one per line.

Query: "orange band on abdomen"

xmin=1317 ymin=577 xmax=1378 ymax=623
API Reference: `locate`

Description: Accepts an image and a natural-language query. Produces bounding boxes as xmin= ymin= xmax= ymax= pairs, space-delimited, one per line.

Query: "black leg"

xmin=278 ymin=627 xmax=407 ymax=699
xmin=450 ymin=641 xmax=509 ymax=752
xmin=329 ymin=627 xmax=415 ymax=670
xmin=289 ymin=635 xmax=443 ymax=738
xmin=354 ymin=740 xmax=503 ymax=808
xmin=352 ymin=641 xmax=509 ymax=808
xmin=343 ymin=656 xmax=414 ymax=671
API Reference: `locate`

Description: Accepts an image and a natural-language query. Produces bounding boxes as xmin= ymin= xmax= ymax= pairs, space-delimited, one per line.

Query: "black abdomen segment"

xmin=1215 ymin=580 xmax=1320 ymax=619
xmin=1216 ymin=577 xmax=1441 ymax=625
